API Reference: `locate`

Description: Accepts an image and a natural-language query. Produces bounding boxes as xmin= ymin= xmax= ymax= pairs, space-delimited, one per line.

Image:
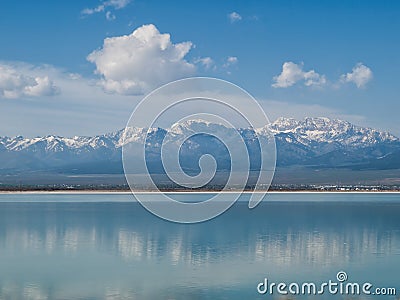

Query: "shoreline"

xmin=1 ymin=190 xmax=400 ymax=194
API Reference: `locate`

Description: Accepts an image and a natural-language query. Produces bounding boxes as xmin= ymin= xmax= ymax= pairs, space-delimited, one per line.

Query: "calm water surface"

xmin=0 ymin=193 xmax=399 ymax=299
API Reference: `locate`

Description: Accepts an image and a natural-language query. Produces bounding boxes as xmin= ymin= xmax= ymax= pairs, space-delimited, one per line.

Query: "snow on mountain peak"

xmin=169 ymin=119 xmax=228 ymax=135
xmin=0 ymin=117 xmax=398 ymax=155
xmin=270 ymin=117 xmax=398 ymax=147
xmin=270 ymin=117 xmax=300 ymax=132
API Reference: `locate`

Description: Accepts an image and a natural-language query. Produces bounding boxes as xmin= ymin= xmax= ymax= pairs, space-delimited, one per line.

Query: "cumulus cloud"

xmin=87 ymin=24 xmax=196 ymax=95
xmin=272 ymin=62 xmax=326 ymax=88
xmin=228 ymin=12 xmax=242 ymax=23
xmin=81 ymin=0 xmax=130 ymax=20
xmin=0 ymin=64 xmax=59 ymax=99
xmin=340 ymin=63 xmax=373 ymax=88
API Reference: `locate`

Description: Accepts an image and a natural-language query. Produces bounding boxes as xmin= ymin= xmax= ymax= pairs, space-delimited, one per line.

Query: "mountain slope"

xmin=0 ymin=117 xmax=399 ymax=174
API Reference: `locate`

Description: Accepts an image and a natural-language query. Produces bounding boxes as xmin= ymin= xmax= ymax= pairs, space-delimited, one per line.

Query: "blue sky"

xmin=0 ymin=0 xmax=399 ymax=137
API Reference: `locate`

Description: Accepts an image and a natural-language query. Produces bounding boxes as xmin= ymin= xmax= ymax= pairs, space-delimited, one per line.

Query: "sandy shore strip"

xmin=0 ymin=190 xmax=399 ymax=194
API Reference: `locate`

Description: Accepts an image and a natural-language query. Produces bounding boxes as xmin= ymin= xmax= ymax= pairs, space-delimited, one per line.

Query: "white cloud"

xmin=0 ymin=61 xmax=389 ymax=138
xmin=223 ymin=56 xmax=238 ymax=68
xmin=0 ymin=64 xmax=59 ymax=99
xmin=194 ymin=56 xmax=238 ymax=72
xmin=228 ymin=12 xmax=242 ymax=23
xmin=194 ymin=57 xmax=214 ymax=70
xmin=105 ymin=0 xmax=131 ymax=9
xmin=340 ymin=63 xmax=373 ymax=88
xmin=227 ymin=56 xmax=238 ymax=64
xmin=272 ymin=62 xmax=326 ymax=88
xmin=105 ymin=11 xmax=116 ymax=21
xmin=87 ymin=24 xmax=196 ymax=95
xmin=273 ymin=62 xmax=373 ymax=90
xmin=0 ymin=61 xmax=143 ymax=137
xmin=81 ymin=0 xmax=130 ymax=20
xmin=303 ymin=70 xmax=326 ymax=87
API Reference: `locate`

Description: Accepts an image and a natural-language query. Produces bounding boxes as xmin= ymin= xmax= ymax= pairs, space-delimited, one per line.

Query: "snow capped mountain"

xmin=270 ymin=117 xmax=397 ymax=147
xmin=0 ymin=117 xmax=399 ymax=174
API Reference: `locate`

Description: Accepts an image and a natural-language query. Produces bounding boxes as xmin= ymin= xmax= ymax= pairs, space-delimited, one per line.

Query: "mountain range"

xmin=1 ymin=117 xmax=400 ymax=177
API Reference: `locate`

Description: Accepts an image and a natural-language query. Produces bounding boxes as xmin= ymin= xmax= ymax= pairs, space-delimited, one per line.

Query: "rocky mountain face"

xmin=1 ymin=117 xmax=399 ymax=174
xmin=268 ymin=117 xmax=399 ymax=168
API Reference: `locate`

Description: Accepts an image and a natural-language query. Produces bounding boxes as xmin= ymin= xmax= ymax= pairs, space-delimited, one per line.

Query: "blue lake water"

xmin=0 ymin=193 xmax=399 ymax=299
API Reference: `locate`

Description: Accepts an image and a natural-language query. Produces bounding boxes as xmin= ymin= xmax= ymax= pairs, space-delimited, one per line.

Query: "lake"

xmin=0 ymin=193 xmax=399 ymax=299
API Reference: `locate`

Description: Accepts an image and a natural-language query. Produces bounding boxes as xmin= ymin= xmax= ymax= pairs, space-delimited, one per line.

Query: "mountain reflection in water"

xmin=0 ymin=193 xmax=399 ymax=299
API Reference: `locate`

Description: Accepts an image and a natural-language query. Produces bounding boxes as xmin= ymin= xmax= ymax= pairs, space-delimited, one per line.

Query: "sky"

xmin=0 ymin=0 xmax=399 ymax=137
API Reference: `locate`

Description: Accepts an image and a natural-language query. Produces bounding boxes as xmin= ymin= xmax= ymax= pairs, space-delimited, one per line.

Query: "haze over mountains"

xmin=1 ymin=117 xmax=400 ymax=178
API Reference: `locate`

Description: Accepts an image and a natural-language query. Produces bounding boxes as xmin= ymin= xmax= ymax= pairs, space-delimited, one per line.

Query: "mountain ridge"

xmin=1 ymin=117 xmax=399 ymax=174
